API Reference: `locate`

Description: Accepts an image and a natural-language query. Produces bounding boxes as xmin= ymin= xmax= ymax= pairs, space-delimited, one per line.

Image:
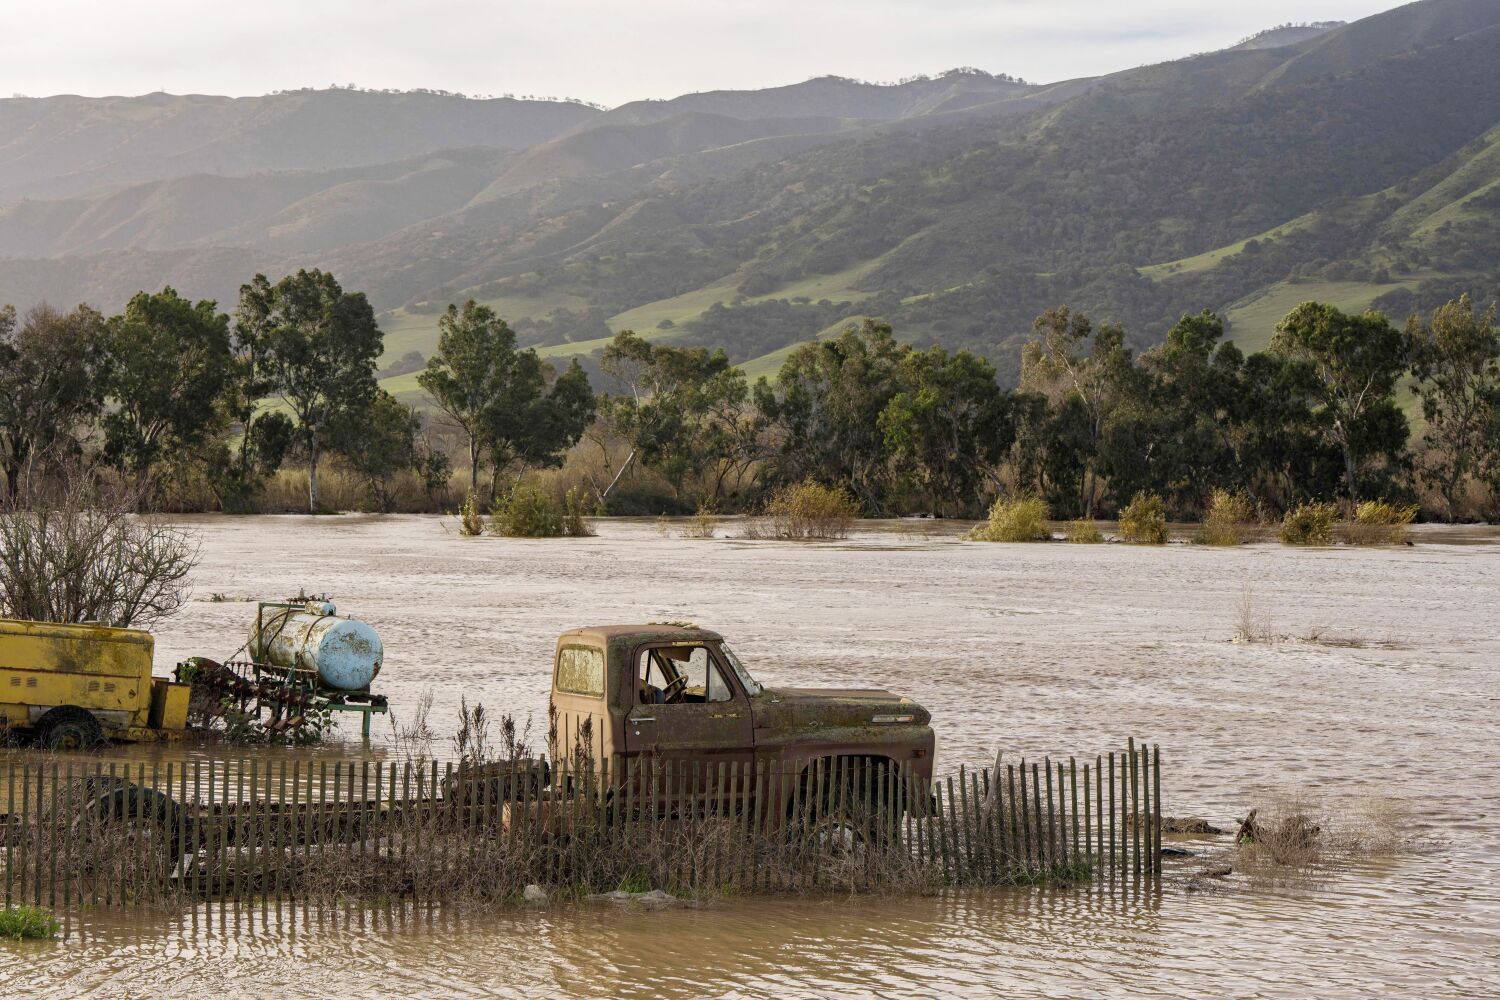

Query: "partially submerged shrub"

xmin=458 ymin=490 xmax=485 ymax=536
xmin=1118 ymin=492 xmax=1167 ymax=544
xmin=1065 ymin=517 xmax=1103 ymax=543
xmin=490 ymin=485 xmax=562 ymax=537
xmin=754 ymin=480 xmax=860 ymax=540
xmin=1200 ymin=489 xmax=1253 ymax=546
xmin=681 ymin=501 xmax=717 ymax=539
xmin=0 ymin=905 xmax=59 ymax=940
xmin=1279 ymin=502 xmax=1338 ymax=545
xmin=969 ymin=495 xmax=1051 ymax=542
xmin=1234 ymin=792 xmax=1413 ymax=881
xmin=1345 ymin=500 xmax=1417 ymax=546
xmin=562 ymin=487 xmax=595 ymax=538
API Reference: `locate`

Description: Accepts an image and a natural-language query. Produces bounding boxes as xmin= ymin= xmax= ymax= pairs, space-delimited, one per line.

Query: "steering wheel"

xmin=662 ymin=672 xmax=691 ymax=703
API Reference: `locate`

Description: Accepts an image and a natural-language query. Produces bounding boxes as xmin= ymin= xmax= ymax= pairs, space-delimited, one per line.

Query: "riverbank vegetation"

xmin=2 ymin=272 xmax=1496 ymax=524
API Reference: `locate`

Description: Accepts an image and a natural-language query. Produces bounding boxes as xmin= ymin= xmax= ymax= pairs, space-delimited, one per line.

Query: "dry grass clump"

xmin=1065 ymin=517 xmax=1104 ymax=543
xmin=969 ymin=495 xmax=1051 ymax=542
xmin=1233 ymin=791 xmax=1414 ymax=883
xmin=1200 ymin=489 xmax=1254 ymax=546
xmin=1345 ymin=500 xmax=1418 ymax=545
xmin=1231 ymin=583 xmax=1275 ymax=643
xmin=745 ymin=480 xmax=860 ymax=540
xmin=1279 ymin=501 xmax=1339 ymax=545
xmin=1118 ymin=491 xmax=1168 ymax=544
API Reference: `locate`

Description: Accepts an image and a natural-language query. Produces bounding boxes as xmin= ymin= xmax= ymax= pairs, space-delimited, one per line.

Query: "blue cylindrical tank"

xmin=247 ymin=602 xmax=383 ymax=691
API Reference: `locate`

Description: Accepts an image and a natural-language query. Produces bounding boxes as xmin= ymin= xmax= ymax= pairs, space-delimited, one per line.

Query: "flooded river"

xmin=4 ymin=515 xmax=1498 ymax=997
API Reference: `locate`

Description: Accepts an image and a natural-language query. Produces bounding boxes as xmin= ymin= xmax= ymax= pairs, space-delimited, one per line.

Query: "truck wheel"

xmin=36 ymin=705 xmax=105 ymax=751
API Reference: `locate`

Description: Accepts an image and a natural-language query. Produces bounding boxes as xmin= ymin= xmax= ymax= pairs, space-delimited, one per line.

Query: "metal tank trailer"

xmin=177 ymin=600 xmax=389 ymax=740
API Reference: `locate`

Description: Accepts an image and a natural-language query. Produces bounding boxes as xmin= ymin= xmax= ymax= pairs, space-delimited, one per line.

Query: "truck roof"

xmin=558 ymin=624 xmax=724 ymax=644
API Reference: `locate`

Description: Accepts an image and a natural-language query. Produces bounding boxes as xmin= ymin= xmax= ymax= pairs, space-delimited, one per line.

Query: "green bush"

xmin=1065 ymin=517 xmax=1104 ymax=543
xmin=970 ymin=495 xmax=1051 ymax=542
xmin=1346 ymin=500 xmax=1418 ymax=545
xmin=0 ymin=905 xmax=59 ymax=940
xmin=1199 ymin=488 xmax=1253 ymax=546
xmin=490 ymin=485 xmax=563 ymax=537
xmin=754 ymin=480 xmax=861 ymax=539
xmin=1118 ymin=492 xmax=1168 ymax=544
xmin=1280 ymin=502 xmax=1339 ymax=545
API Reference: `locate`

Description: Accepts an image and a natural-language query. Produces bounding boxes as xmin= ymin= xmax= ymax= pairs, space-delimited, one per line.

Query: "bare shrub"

xmin=1065 ymin=517 xmax=1103 ymax=543
xmin=1234 ymin=792 xmax=1415 ymax=881
xmin=0 ymin=479 xmax=199 ymax=629
xmin=1200 ymin=489 xmax=1253 ymax=546
xmin=969 ymin=495 xmax=1051 ymax=542
xmin=389 ymin=688 xmax=436 ymax=758
xmin=1232 ymin=583 xmax=1275 ymax=643
xmin=1118 ymin=491 xmax=1168 ymax=544
xmin=747 ymin=480 xmax=860 ymax=540
xmin=1279 ymin=501 xmax=1339 ymax=545
xmin=1345 ymin=500 xmax=1418 ymax=545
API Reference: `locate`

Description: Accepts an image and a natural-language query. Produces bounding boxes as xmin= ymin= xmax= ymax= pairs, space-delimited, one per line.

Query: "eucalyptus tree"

xmin=1407 ymin=295 xmax=1500 ymax=520
xmin=237 ymin=270 xmax=382 ymax=512
xmin=0 ymin=304 xmax=110 ymax=499
xmin=420 ymin=300 xmax=595 ymax=497
xmin=1272 ymin=302 xmax=1408 ymax=503
xmin=601 ymin=330 xmax=744 ymax=502
xmin=102 ymin=288 xmax=233 ymax=495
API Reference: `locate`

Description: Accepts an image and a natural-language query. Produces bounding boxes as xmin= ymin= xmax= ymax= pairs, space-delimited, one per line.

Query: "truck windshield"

xmin=719 ymin=643 xmax=762 ymax=696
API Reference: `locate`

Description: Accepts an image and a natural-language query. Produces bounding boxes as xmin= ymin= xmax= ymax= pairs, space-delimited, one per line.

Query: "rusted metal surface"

xmin=551 ymin=624 xmax=937 ymax=821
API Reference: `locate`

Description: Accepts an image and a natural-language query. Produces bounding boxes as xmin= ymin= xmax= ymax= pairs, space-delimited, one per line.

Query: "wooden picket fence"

xmin=0 ymin=740 xmax=1162 ymax=909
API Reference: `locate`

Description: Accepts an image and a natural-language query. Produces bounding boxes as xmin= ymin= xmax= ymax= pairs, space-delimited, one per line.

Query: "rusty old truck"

xmin=521 ymin=623 xmax=935 ymax=839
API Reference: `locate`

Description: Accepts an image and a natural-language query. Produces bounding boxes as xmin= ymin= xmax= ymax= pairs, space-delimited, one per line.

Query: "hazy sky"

xmin=5 ymin=0 xmax=1400 ymax=106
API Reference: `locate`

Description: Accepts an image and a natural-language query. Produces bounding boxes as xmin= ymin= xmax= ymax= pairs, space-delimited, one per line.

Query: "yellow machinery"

xmin=0 ymin=617 xmax=190 ymax=749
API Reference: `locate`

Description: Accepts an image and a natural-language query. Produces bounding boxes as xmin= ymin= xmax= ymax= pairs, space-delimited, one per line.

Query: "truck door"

xmin=624 ymin=642 xmax=754 ymax=800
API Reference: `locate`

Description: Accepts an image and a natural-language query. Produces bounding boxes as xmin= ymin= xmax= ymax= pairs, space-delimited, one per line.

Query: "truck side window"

xmin=638 ymin=645 xmax=733 ymax=705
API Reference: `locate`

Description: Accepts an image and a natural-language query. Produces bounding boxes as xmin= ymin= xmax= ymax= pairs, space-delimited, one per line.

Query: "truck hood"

xmin=754 ymin=687 xmax=931 ymax=730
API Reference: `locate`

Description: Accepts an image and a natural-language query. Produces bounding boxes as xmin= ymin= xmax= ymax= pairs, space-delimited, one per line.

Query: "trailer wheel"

xmin=36 ymin=705 xmax=105 ymax=751
xmin=52 ymin=775 xmax=187 ymax=869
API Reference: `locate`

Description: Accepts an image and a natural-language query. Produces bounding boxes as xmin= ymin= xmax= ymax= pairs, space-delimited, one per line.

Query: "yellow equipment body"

xmin=0 ymin=617 xmax=190 ymax=744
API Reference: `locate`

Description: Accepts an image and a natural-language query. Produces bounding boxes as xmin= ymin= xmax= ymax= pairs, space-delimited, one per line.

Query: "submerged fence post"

xmin=1128 ymin=737 xmax=1140 ymax=877
xmin=1153 ymin=744 xmax=1162 ymax=875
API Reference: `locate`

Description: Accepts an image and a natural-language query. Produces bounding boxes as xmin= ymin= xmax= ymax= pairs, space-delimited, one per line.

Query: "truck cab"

xmin=550 ymin=624 xmax=935 ymax=819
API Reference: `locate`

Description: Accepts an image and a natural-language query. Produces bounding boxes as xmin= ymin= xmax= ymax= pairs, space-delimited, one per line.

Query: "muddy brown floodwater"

xmin=3 ymin=515 xmax=1498 ymax=998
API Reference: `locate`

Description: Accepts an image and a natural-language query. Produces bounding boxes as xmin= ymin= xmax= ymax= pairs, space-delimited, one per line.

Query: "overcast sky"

xmin=4 ymin=0 xmax=1400 ymax=106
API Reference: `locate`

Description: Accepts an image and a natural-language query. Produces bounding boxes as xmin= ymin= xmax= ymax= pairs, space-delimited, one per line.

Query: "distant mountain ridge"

xmin=0 ymin=89 xmax=596 ymax=202
xmin=2 ymin=1 xmax=1499 ymax=392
